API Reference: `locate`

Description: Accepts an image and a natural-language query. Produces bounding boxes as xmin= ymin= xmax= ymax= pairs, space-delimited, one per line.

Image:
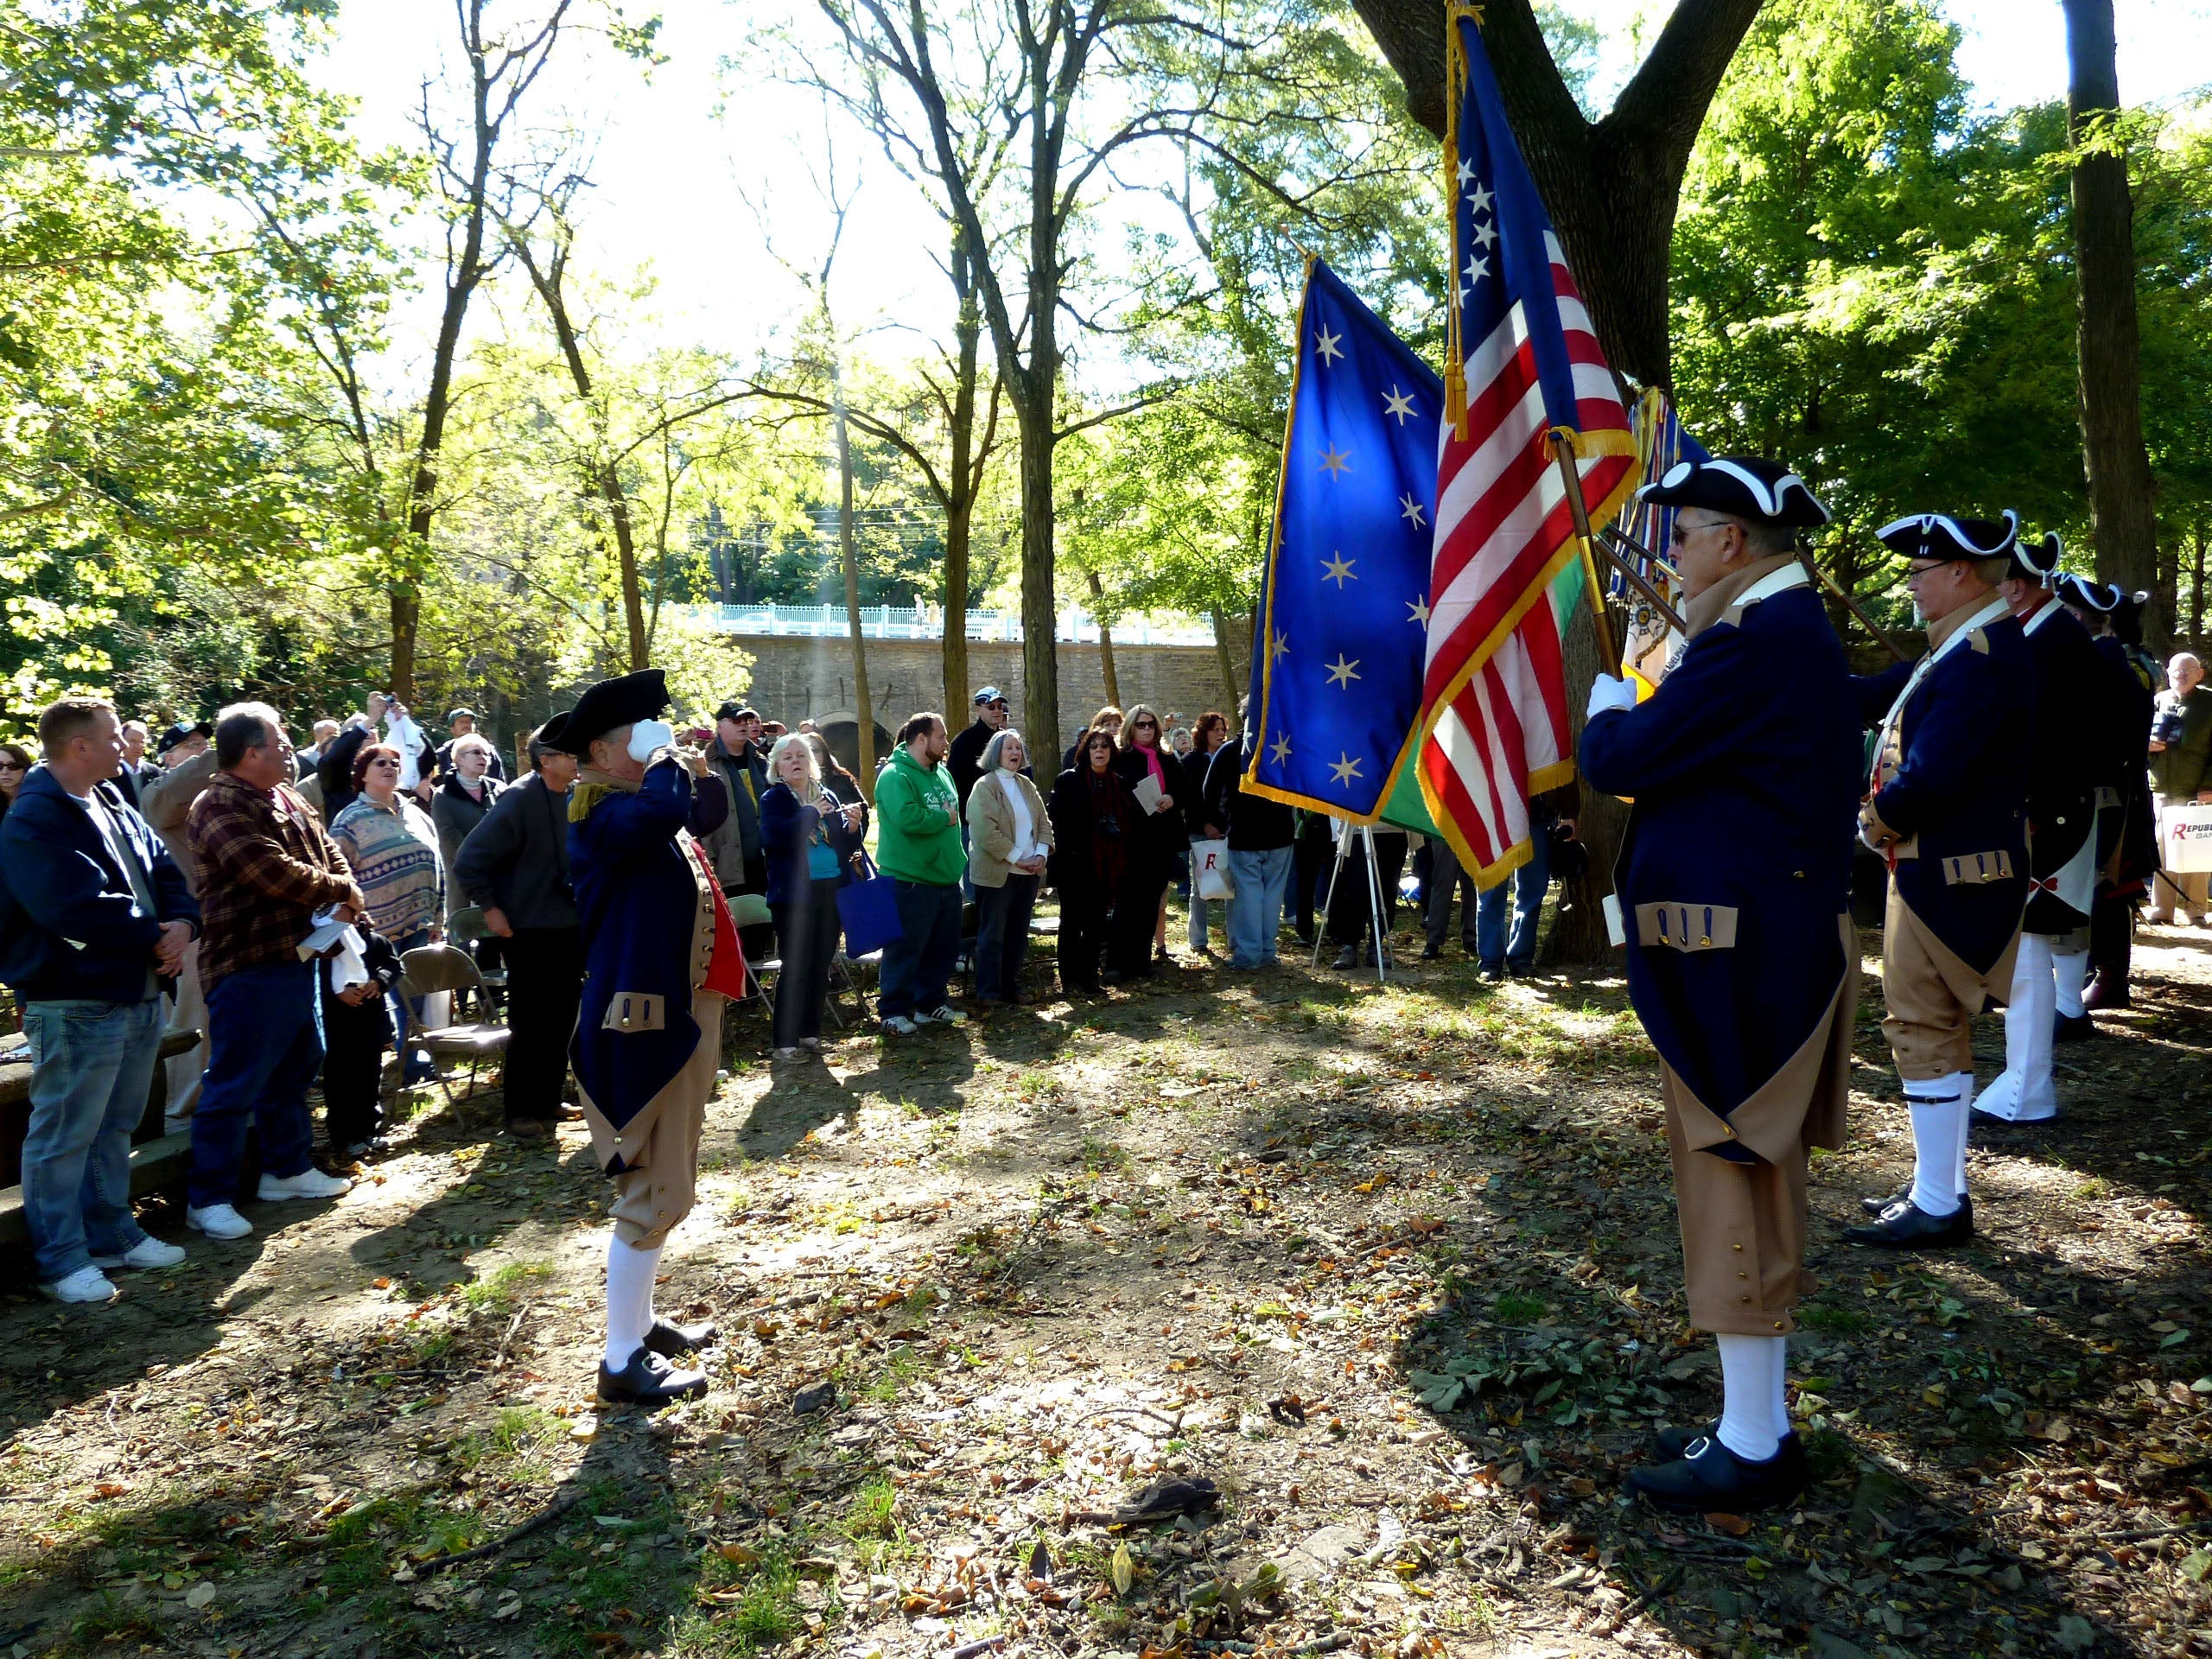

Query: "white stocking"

xmin=603 ymin=1231 xmax=662 ymax=1370
xmin=1714 ymin=1332 xmax=1788 ymax=1462
xmin=1904 ymin=1075 xmax=1969 ymax=1216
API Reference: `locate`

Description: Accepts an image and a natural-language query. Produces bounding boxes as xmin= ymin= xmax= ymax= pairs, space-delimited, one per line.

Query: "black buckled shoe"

xmin=1625 ymin=1432 xmax=1808 ymax=1513
xmin=2052 ymin=1012 xmax=2095 ymax=1045
xmin=1652 ymin=1419 xmax=1721 ymax=1460
xmin=1859 ymin=1180 xmax=1912 ymax=1217
xmin=643 ymin=1316 xmax=718 ymax=1358
xmin=597 ymin=1344 xmax=708 ymax=1405
xmin=1842 ymin=1198 xmax=1973 ymax=1249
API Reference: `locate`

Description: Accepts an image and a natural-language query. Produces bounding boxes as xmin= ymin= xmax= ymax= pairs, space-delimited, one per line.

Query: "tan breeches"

xmin=592 ymin=991 xmax=726 ymax=1249
xmin=1662 ymin=1070 xmax=1814 ymax=1336
xmin=1881 ymin=881 xmax=2018 ymax=1082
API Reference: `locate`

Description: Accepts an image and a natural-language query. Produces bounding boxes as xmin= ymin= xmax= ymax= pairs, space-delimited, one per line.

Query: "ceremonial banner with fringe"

xmin=1417 ymin=4 xmax=1639 ymax=885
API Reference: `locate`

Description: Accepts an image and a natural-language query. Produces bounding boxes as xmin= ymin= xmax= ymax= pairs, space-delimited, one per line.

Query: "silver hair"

xmin=768 ymin=730 xmax=820 ymax=791
xmin=451 ymin=732 xmax=495 ymax=761
xmin=980 ymin=728 xmax=1027 ymax=772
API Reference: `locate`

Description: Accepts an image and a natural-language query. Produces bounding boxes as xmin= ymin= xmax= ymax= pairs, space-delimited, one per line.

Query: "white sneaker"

xmin=916 ymin=1005 xmax=968 ymax=1027
xmin=881 ymin=1014 xmax=918 ymax=1036
xmin=39 ymin=1265 xmax=119 ymax=1304
xmin=90 ymin=1236 xmax=187 ymax=1271
xmin=188 ymin=1204 xmax=254 ymax=1239
xmin=798 ymin=1037 xmax=823 ymax=1050
xmin=773 ymin=1046 xmax=803 ymax=1059
xmin=257 ymin=1167 xmax=353 ymax=1201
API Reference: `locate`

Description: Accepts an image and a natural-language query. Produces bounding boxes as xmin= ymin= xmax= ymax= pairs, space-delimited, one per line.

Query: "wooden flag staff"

xmin=1549 ymin=429 xmax=1623 ymax=678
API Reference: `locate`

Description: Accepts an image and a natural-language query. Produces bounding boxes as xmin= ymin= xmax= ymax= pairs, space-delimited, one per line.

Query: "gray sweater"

xmin=451 ymin=772 xmax=577 ymax=931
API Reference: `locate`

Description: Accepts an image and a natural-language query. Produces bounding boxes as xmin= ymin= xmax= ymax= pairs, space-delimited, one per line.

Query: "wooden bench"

xmin=0 ymin=1027 xmax=204 ymax=1247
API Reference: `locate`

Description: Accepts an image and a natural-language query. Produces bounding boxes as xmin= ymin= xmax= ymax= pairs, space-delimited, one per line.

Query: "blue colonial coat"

xmin=568 ymin=758 xmax=729 ymax=1166
xmin=2014 ymin=598 xmax=2102 ymax=931
xmin=1580 ymin=561 xmax=1863 ymax=1141
xmin=1855 ymin=595 xmax=2034 ymax=976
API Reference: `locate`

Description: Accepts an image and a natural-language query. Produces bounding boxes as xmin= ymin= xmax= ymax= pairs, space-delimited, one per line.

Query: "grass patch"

xmin=847 ymin=1474 xmax=898 ymax=1538
xmin=682 ymin=1539 xmax=810 ymax=1654
xmin=461 ymin=1260 xmax=555 ymax=1313
xmin=1081 ymin=1136 xmax=1128 ymax=1173
xmin=1797 ymin=1300 xmax=1874 ymax=1335
xmin=1492 ymin=1292 xmax=1547 ymax=1324
xmin=861 ymin=1345 xmax=925 ymax=1404
xmin=451 ymin=1405 xmax=560 ymax=1474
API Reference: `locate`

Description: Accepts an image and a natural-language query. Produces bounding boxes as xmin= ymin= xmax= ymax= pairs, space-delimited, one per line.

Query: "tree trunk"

xmin=2191 ymin=520 xmax=2206 ymax=645
xmin=1089 ymin=571 xmax=1121 ymax=710
xmin=833 ymin=373 xmax=875 ymax=801
xmin=1210 ymin=607 xmax=1241 ymax=712
xmin=942 ymin=230 xmax=982 ymax=715
xmin=944 ymin=497 xmax=972 ymax=715
xmin=2063 ymin=0 xmax=2162 ymax=645
xmin=1347 ymin=0 xmax=1761 ymax=391
xmin=1018 ymin=401 xmax=1061 ymax=766
xmin=1545 ymin=590 xmax=1626 ymax=963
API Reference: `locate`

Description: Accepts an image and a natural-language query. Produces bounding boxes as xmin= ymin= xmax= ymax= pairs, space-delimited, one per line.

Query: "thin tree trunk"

xmin=832 ymin=368 xmax=875 ymax=800
xmin=1209 ymin=607 xmax=1240 ymax=712
xmin=1089 ymin=571 xmax=1121 ymax=709
xmin=2192 ymin=521 xmax=2206 ymax=645
xmin=2063 ymin=0 xmax=2162 ymax=644
xmin=1018 ymin=401 xmax=1060 ymax=765
xmin=941 ymin=230 xmax=982 ymax=715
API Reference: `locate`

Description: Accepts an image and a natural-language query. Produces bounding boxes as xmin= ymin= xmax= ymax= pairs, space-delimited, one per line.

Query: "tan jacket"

xmin=137 ymin=748 xmax=221 ymax=893
xmin=965 ymin=769 xmax=1054 ymax=889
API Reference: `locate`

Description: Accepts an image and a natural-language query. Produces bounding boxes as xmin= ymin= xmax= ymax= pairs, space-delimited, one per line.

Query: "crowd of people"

xmin=0 ymin=580 xmax=2206 ymax=1422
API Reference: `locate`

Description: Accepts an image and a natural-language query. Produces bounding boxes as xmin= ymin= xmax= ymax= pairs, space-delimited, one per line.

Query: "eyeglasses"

xmin=1904 ymin=560 xmax=1956 ymax=585
xmin=367 ymin=759 xmax=400 ymax=771
xmin=1669 ymin=518 xmax=1729 ymax=547
xmin=0 ymin=761 xmax=23 ymax=772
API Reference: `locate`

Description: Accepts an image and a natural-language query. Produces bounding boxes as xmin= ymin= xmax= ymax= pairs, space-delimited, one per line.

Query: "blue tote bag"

xmin=836 ymin=852 xmax=903 ymax=957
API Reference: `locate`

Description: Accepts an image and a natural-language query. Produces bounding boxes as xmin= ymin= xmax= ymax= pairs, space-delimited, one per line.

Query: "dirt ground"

xmin=2 ymin=902 xmax=2208 ymax=1659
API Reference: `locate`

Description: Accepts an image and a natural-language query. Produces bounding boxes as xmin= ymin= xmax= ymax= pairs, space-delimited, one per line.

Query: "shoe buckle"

xmin=1682 ymin=1434 xmax=1713 ymax=1459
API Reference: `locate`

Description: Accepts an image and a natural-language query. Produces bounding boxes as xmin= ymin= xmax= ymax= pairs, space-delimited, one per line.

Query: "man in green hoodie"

xmin=874 ymin=712 xmax=969 ymax=1034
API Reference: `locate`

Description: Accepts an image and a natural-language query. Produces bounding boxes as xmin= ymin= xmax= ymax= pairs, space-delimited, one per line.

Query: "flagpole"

xmin=1587 ymin=529 xmax=1687 ymax=634
xmin=1362 ymin=824 xmax=1389 ymax=985
xmin=1797 ymin=551 xmax=1910 ymax=662
xmin=1549 ymin=429 xmax=1623 ymax=677
xmin=1314 ymin=820 xmax=1348 ymax=968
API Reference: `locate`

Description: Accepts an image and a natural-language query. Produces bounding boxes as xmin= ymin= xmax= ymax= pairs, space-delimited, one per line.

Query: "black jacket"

xmin=948 ymin=717 xmax=995 ymax=810
xmin=1206 ymin=739 xmax=1295 ymax=851
xmin=451 ymin=772 xmax=578 ymax=931
xmin=1109 ymin=744 xmax=1189 ymax=845
xmin=1046 ymin=765 xmax=1138 ymax=892
xmin=319 ymin=724 xmax=373 ymax=823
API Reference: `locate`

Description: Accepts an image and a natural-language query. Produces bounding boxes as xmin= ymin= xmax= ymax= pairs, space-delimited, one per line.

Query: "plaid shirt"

xmin=186 ymin=771 xmax=367 ymax=988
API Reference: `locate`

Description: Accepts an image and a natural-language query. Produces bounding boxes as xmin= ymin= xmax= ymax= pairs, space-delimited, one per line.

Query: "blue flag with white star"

xmin=1246 ymin=260 xmax=1442 ymax=825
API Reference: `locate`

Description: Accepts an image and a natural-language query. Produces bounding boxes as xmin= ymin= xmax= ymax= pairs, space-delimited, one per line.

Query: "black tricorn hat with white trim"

xmin=2002 ymin=529 xmax=2065 ymax=585
xmin=564 ymin=669 xmax=669 ymax=754
xmin=2053 ymin=573 xmax=2118 ymax=613
xmin=1875 ymin=509 xmax=2018 ymax=567
xmin=1636 ymin=455 xmax=1829 ymax=528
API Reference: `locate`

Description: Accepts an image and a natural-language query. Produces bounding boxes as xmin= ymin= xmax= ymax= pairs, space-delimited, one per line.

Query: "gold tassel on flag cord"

xmin=1440 ymin=6 xmax=1483 ymax=438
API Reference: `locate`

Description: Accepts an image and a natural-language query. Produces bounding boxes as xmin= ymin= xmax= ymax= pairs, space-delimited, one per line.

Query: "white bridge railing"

xmin=687 ymin=602 xmax=1217 ymax=647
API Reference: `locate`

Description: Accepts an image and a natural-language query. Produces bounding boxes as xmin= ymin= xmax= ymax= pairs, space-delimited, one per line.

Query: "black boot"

xmin=643 ymin=1316 xmax=718 ymax=1358
xmin=1842 ymin=1198 xmax=1972 ymax=1249
xmin=2052 ymin=1011 xmax=2095 ymax=1045
xmin=1625 ymin=1433 xmax=1808 ymax=1513
xmin=598 ymin=1345 xmax=708 ymax=1404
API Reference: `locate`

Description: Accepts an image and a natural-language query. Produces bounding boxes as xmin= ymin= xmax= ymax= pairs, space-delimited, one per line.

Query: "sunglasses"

xmin=1133 ymin=720 xmax=1158 ymax=730
xmin=367 ymin=759 xmax=400 ymax=770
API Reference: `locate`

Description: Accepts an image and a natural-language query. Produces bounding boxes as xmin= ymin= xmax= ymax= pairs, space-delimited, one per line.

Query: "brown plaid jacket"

xmin=186 ymin=772 xmax=367 ymax=988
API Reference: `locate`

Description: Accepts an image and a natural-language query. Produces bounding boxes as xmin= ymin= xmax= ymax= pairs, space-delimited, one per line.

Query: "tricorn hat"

xmin=2003 ymin=530 xmax=2064 ymax=586
xmin=532 ymin=710 xmax=575 ymax=751
xmin=1875 ymin=509 xmax=2018 ymax=567
xmin=565 ymin=670 xmax=669 ymax=755
xmin=1636 ymin=455 xmax=1829 ymax=528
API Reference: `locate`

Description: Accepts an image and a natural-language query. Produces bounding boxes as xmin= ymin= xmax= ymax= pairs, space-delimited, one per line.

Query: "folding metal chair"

xmin=396 ymin=944 xmax=512 ymax=1104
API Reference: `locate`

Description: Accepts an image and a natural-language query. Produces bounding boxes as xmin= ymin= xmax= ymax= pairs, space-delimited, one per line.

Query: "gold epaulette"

xmin=569 ymin=781 xmax=617 ymax=823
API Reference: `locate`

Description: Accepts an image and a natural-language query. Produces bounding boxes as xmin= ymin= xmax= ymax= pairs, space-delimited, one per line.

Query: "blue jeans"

xmin=189 ymin=960 xmax=324 ymax=1208
xmin=879 ymin=880 xmax=963 ymax=1019
xmin=20 ymin=996 xmax=164 ymax=1283
xmin=1477 ymin=828 xmax=1549 ymax=971
xmin=388 ymin=926 xmax=434 ymax=1081
xmin=1226 ymin=846 xmax=1294 ymax=969
xmin=974 ymin=874 xmax=1039 ymax=999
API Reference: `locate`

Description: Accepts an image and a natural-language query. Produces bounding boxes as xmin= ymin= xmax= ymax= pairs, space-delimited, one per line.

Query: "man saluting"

xmin=565 ymin=669 xmax=742 ymax=1405
xmin=1581 ymin=457 xmax=1863 ymax=1513
xmin=1844 ymin=512 xmax=2032 ymax=1249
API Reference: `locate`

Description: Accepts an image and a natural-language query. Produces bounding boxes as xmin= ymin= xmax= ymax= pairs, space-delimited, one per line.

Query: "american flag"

xmin=1415 ymin=9 xmax=1639 ymax=884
